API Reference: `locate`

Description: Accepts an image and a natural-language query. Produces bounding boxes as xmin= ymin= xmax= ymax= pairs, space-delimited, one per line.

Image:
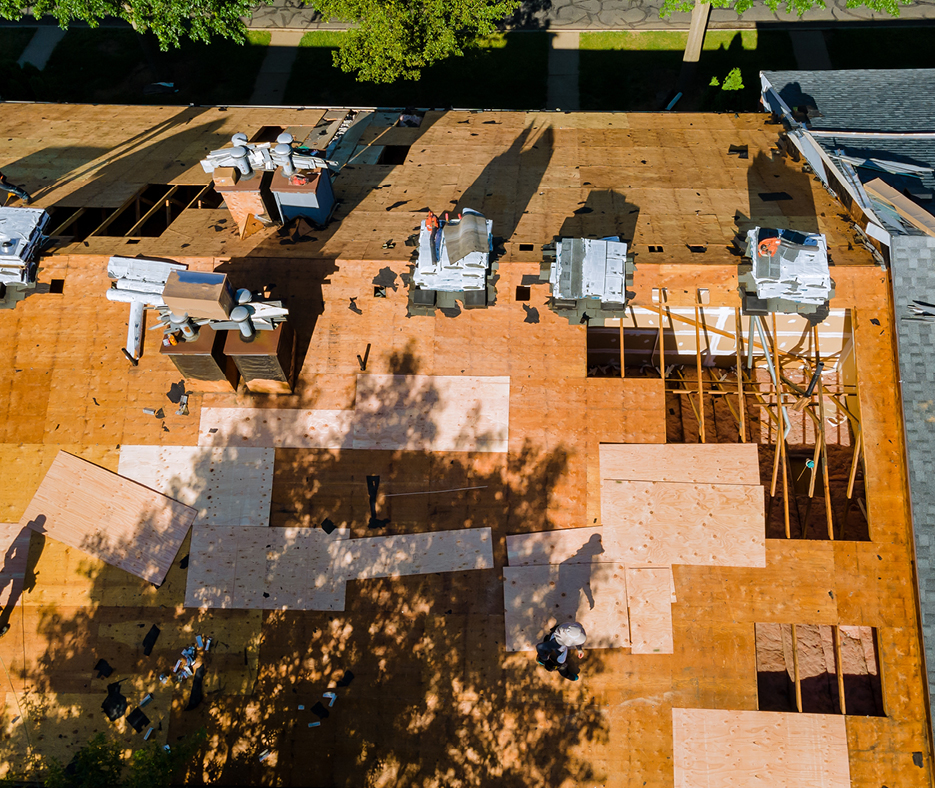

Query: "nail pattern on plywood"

xmin=197 ymin=375 xmax=510 ymax=453
xmin=118 ymin=445 xmax=274 ymax=527
xmin=18 ymin=452 xmax=197 ymax=585
xmin=184 ymin=525 xmax=493 ymax=611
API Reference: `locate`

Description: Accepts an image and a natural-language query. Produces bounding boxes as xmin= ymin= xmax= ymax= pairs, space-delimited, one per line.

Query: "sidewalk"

xmin=246 ymin=0 xmax=935 ymax=31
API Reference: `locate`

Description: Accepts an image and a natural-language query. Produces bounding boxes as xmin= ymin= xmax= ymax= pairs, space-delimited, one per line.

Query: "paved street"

xmin=246 ymin=0 xmax=935 ymax=30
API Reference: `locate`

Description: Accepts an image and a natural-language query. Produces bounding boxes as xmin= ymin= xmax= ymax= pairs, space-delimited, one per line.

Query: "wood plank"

xmin=352 ymin=375 xmax=510 ymax=453
xmin=198 ymin=375 xmax=510 ymax=453
xmin=506 ymin=526 xmax=606 ymax=566
xmin=599 ymin=443 xmax=761 ymax=485
xmin=118 ymin=445 xmax=274 ymax=527
xmin=602 ymin=479 xmax=764 ymax=530
xmin=672 ymin=708 xmax=850 ymax=788
xmin=626 ymin=566 xmax=674 ymax=654
xmin=17 ymin=452 xmax=196 ymax=585
xmin=185 ymin=526 xmax=490 ymax=609
xmin=502 ymin=563 xmax=630 ymax=651
xmin=328 ymin=527 xmax=494 ymax=581
xmin=198 ymin=408 xmax=355 ymax=449
xmin=185 ymin=525 xmax=349 ymax=610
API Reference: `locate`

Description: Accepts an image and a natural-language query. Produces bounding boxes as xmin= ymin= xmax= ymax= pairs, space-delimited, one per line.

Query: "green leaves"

xmin=721 ymin=66 xmax=743 ymax=90
xmin=659 ymin=0 xmax=912 ymax=18
xmin=0 ymin=0 xmax=273 ymax=50
xmin=309 ymin=0 xmax=522 ymax=82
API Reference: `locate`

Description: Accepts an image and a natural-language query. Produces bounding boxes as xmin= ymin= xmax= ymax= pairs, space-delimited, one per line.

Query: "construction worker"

xmin=537 ymin=621 xmax=587 ymax=681
xmin=0 ymin=171 xmax=31 ymax=205
xmin=425 ymin=210 xmax=440 ymax=262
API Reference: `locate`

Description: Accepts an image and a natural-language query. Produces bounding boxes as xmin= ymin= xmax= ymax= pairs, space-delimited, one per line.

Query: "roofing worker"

xmin=537 ymin=621 xmax=587 ymax=681
xmin=425 ymin=209 xmax=440 ymax=262
xmin=0 ymin=171 xmax=31 ymax=205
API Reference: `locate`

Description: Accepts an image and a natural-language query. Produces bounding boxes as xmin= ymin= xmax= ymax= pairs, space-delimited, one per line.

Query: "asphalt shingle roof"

xmin=891 ymin=236 xmax=935 ymax=732
xmin=762 ymin=69 xmax=935 ymax=133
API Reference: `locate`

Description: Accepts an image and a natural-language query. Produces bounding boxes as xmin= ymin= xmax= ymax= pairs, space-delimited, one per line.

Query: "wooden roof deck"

xmin=0 ymin=105 xmax=928 ymax=787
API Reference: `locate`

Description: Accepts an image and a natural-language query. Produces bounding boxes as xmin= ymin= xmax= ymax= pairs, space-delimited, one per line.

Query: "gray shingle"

xmin=763 ymin=69 xmax=935 ymax=133
xmin=891 ymin=235 xmax=935 ymax=730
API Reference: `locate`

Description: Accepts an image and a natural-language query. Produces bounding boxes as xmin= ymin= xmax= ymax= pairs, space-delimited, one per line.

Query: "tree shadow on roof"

xmin=457 ymin=124 xmax=554 ymax=244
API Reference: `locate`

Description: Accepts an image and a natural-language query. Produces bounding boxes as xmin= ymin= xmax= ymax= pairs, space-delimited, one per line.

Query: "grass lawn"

xmin=284 ymin=31 xmax=548 ymax=109
xmin=579 ymin=30 xmax=797 ymax=111
xmin=824 ymin=26 xmax=935 ymax=69
xmin=3 ymin=29 xmax=270 ymax=105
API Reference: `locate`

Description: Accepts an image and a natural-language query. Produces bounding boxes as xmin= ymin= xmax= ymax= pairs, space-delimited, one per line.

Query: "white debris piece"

xmin=413 ymin=209 xmax=492 ymax=292
xmin=745 ymin=228 xmax=832 ymax=305
xmin=550 ymin=237 xmax=627 ymax=304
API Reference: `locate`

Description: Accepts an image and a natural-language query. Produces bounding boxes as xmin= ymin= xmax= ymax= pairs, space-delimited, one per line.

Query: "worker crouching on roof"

xmin=537 ymin=621 xmax=587 ymax=682
xmin=0 ymin=172 xmax=31 ymax=205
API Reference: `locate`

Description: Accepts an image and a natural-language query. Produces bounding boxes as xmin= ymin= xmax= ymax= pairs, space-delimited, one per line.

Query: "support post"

xmin=735 ymin=308 xmax=746 ymax=443
xmin=695 ymin=304 xmax=705 ymax=443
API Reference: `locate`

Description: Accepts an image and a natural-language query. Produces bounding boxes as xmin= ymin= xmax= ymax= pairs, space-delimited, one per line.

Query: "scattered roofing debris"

xmin=739 ymin=227 xmax=835 ymax=323
xmin=761 ymin=68 xmax=935 ymax=258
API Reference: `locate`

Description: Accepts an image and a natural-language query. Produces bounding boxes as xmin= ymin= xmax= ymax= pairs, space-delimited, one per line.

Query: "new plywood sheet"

xmin=503 ymin=563 xmax=630 ymax=651
xmin=328 ymin=527 xmax=495 ymax=581
xmin=672 ymin=708 xmax=850 ymax=788
xmin=184 ymin=525 xmax=349 ymax=610
xmin=602 ymin=479 xmax=764 ymax=528
xmin=198 ymin=408 xmax=355 ymax=449
xmin=626 ymin=567 xmax=674 ymax=654
xmin=352 ymin=375 xmax=510 ymax=453
xmin=185 ymin=526 xmax=491 ymax=610
xmin=506 ymin=526 xmax=606 ymax=566
xmin=599 ymin=443 xmax=761 ymax=485
xmin=198 ymin=375 xmax=510 ymax=453
xmin=118 ymin=445 xmax=274 ymax=527
xmin=18 ymin=452 xmax=196 ymax=585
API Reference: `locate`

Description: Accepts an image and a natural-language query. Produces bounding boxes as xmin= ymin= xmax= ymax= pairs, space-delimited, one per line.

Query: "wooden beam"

xmin=695 ymin=305 xmax=705 ymax=444
xmin=813 ymin=326 xmax=835 ymax=541
xmin=658 ymin=300 xmax=665 ymax=379
xmin=833 ymin=625 xmax=847 ymax=715
xmin=735 ymin=308 xmax=746 ymax=443
xmin=847 ymin=426 xmax=863 ymax=499
xmin=791 ymin=623 xmax=803 ymax=713
xmin=127 ymin=185 xmax=180 ymax=236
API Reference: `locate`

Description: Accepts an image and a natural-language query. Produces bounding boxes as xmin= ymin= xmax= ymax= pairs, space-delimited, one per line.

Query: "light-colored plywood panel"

xmin=118 ymin=445 xmax=274 ymax=527
xmin=198 ymin=375 xmax=510 ymax=453
xmin=672 ymin=708 xmax=850 ymax=788
xmin=198 ymin=408 xmax=355 ymax=449
xmin=626 ymin=567 xmax=674 ymax=654
xmin=602 ymin=479 xmax=764 ymax=531
xmin=503 ymin=563 xmax=630 ymax=651
xmin=353 ymin=375 xmax=510 ymax=453
xmin=18 ymin=452 xmax=196 ymax=585
xmin=599 ymin=443 xmax=761 ymax=485
xmin=329 ymin=527 xmax=494 ymax=581
xmin=506 ymin=526 xmax=606 ymax=566
xmin=603 ymin=517 xmax=766 ymax=567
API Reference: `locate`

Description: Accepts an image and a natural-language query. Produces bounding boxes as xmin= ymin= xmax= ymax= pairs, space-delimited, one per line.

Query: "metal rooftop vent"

xmin=412 ymin=208 xmax=493 ymax=294
xmin=740 ymin=227 xmax=835 ymax=322
xmin=0 ymin=206 xmax=50 ymax=308
xmin=551 ymin=237 xmax=628 ymax=305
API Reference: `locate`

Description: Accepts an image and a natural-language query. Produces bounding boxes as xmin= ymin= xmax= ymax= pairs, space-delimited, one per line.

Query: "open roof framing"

xmin=0 ymin=104 xmax=929 ymax=787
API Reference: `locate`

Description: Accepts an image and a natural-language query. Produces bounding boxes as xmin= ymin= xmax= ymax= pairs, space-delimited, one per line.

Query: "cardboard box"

xmin=162 ymin=271 xmax=235 ymax=321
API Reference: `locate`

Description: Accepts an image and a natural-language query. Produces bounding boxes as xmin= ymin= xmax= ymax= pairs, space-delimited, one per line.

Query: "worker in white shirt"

xmin=537 ymin=621 xmax=587 ymax=680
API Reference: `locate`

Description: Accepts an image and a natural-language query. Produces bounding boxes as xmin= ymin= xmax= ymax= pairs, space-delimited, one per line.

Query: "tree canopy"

xmin=0 ymin=0 xmax=272 ymax=50
xmin=309 ymin=0 xmax=522 ymax=83
xmin=660 ymin=0 xmax=912 ymax=17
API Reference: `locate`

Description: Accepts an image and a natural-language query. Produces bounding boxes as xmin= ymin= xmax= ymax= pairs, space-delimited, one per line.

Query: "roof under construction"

xmin=0 ymin=104 xmax=929 ymax=788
